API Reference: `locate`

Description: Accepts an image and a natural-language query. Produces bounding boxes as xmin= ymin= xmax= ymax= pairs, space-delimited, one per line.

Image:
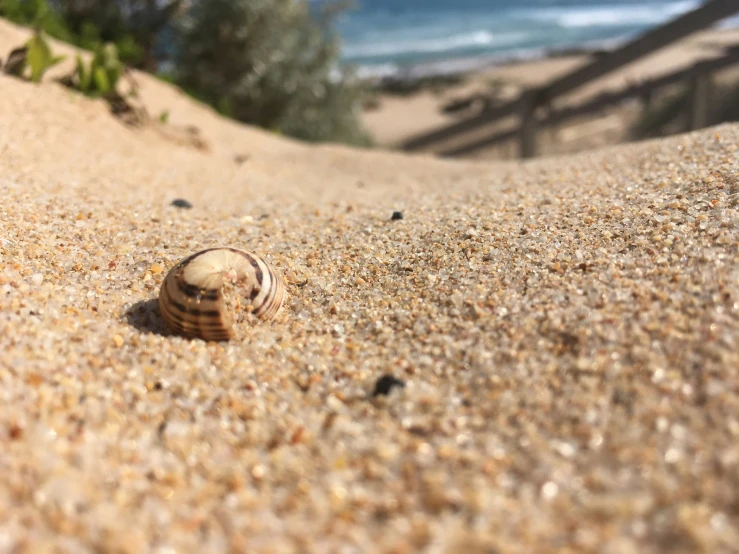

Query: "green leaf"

xmin=93 ymin=65 xmax=110 ymax=94
xmin=107 ymin=66 xmax=121 ymax=89
xmin=91 ymin=45 xmax=105 ymax=69
xmin=79 ymin=21 xmax=101 ymax=51
xmin=49 ymin=54 xmax=65 ymax=69
xmin=75 ymin=54 xmax=90 ymax=91
xmin=26 ymin=32 xmax=52 ymax=82
xmin=102 ymin=43 xmax=119 ymax=66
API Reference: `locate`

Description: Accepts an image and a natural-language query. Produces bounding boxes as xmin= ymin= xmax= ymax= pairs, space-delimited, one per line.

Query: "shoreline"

xmin=349 ymin=18 xmax=739 ymax=84
xmin=354 ymin=35 xmax=628 ymax=83
xmin=359 ymin=25 xmax=739 ymax=150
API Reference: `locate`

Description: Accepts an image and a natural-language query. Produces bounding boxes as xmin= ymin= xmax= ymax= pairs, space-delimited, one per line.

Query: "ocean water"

xmin=332 ymin=0 xmax=739 ymax=78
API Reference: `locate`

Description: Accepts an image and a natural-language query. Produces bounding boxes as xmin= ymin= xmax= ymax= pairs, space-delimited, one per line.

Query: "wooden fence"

xmin=400 ymin=0 xmax=739 ymax=159
xmin=441 ymin=46 xmax=739 ymax=157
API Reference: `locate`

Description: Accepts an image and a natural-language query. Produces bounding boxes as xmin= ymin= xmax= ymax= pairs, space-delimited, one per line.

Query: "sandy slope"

xmin=1 ymin=18 xmax=739 ymax=554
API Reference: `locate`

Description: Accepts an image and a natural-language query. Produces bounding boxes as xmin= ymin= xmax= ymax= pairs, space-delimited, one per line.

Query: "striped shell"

xmin=158 ymin=247 xmax=286 ymax=341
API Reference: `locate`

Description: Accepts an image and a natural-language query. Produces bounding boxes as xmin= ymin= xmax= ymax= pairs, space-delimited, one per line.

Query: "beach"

xmin=362 ymin=26 xmax=739 ymax=158
xmin=1 ymin=17 xmax=739 ymax=553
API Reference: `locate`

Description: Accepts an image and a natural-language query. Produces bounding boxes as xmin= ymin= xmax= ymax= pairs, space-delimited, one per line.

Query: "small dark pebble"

xmin=391 ymin=211 xmax=404 ymax=221
xmin=171 ymin=198 xmax=193 ymax=209
xmin=373 ymin=374 xmax=406 ymax=397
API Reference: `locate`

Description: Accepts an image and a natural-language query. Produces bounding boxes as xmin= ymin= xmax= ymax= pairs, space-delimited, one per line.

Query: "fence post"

xmin=687 ymin=62 xmax=711 ymax=131
xmin=518 ymin=89 xmax=539 ymax=159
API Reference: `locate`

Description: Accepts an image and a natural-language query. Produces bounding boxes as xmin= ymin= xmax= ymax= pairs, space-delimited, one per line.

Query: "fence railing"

xmin=400 ymin=0 xmax=739 ymax=158
xmin=440 ymin=46 xmax=739 ymax=157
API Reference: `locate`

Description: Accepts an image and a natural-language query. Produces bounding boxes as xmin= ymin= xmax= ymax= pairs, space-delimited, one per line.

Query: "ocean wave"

xmin=532 ymin=0 xmax=700 ymax=29
xmin=350 ymin=38 xmax=615 ymax=81
xmin=354 ymin=63 xmax=401 ymax=79
xmin=338 ymin=0 xmax=723 ymax=71
xmin=342 ymin=30 xmax=528 ymax=59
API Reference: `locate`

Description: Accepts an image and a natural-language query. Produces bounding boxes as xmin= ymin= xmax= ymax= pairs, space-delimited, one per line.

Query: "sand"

xmin=1 ymin=18 xmax=739 ymax=554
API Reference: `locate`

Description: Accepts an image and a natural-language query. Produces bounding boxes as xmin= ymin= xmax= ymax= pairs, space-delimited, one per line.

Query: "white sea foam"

xmin=354 ymin=63 xmax=401 ymax=80
xmin=342 ymin=30 xmax=528 ymax=59
xmin=529 ymin=0 xmax=699 ymax=29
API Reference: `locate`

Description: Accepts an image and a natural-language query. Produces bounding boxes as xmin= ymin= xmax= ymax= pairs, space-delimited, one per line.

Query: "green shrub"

xmin=113 ymin=33 xmax=144 ymax=66
xmin=2 ymin=0 xmax=373 ymax=147
xmin=72 ymin=42 xmax=122 ymax=97
xmin=377 ymin=73 xmax=466 ymax=97
xmin=50 ymin=0 xmax=182 ymax=70
xmin=1 ymin=0 xmax=155 ymax=68
xmin=25 ymin=30 xmax=65 ymax=82
xmin=173 ymin=0 xmax=372 ymax=146
xmin=0 ymin=0 xmax=73 ymax=42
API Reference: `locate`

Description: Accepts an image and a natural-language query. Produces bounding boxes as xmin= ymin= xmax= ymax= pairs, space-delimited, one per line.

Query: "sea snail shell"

xmin=158 ymin=247 xmax=286 ymax=341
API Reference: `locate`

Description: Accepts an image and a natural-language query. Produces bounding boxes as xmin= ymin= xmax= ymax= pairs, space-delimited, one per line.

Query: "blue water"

xmin=330 ymin=0 xmax=739 ymax=78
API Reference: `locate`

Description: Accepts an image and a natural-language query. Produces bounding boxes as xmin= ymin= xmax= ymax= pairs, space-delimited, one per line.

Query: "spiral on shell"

xmin=158 ymin=247 xmax=286 ymax=341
